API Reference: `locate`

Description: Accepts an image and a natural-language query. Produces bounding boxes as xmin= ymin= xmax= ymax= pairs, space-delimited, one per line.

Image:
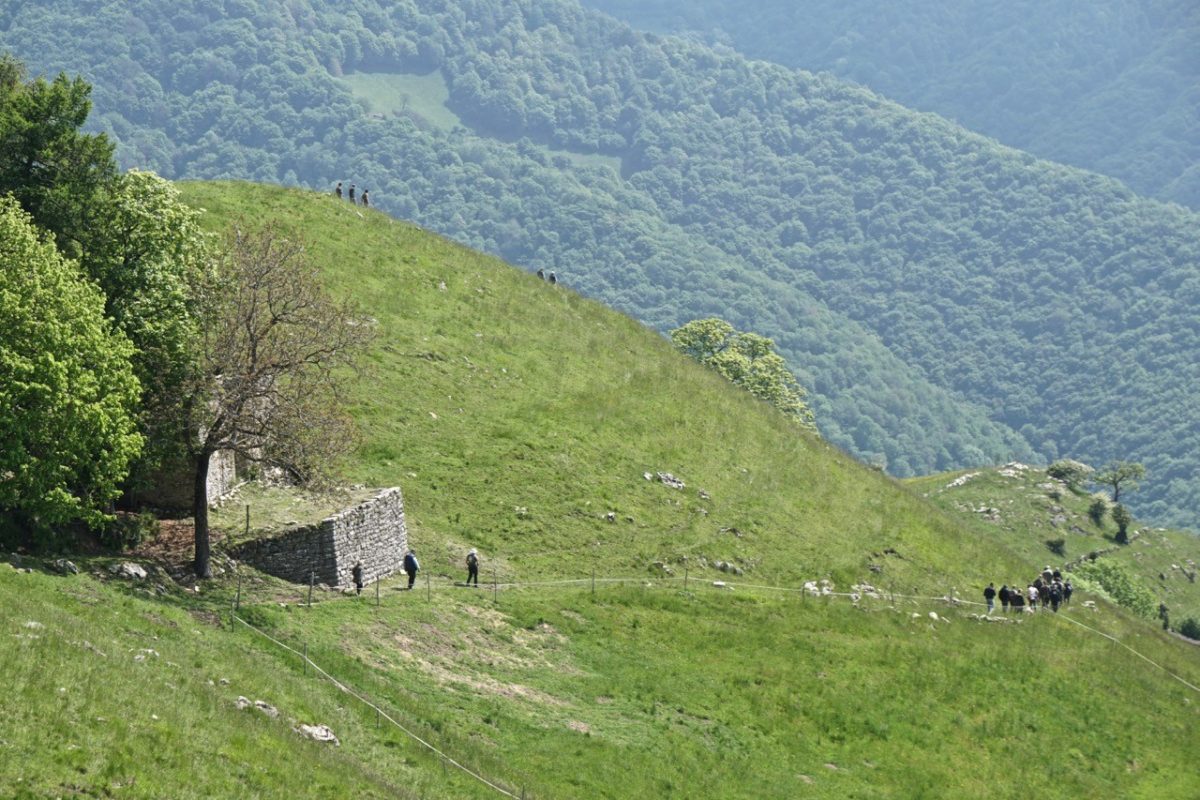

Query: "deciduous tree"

xmin=0 ymin=197 xmax=142 ymax=532
xmin=1094 ymin=461 xmax=1146 ymax=504
xmin=184 ymin=223 xmax=373 ymax=578
xmin=670 ymin=317 xmax=815 ymax=429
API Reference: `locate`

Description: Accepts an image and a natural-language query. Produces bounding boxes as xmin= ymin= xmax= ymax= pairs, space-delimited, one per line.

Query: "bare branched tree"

xmin=185 ymin=222 xmax=374 ymax=578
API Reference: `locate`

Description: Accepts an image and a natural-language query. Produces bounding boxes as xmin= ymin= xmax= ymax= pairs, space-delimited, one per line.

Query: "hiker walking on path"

xmin=335 ymin=181 xmax=343 ymax=199
xmin=403 ymin=549 xmax=419 ymax=590
xmin=361 ymin=189 xmax=369 ymax=207
xmin=466 ymin=548 xmax=479 ymax=587
xmin=984 ymin=583 xmax=996 ymax=614
xmin=1063 ymin=579 xmax=1073 ymax=606
xmin=999 ymin=584 xmax=1010 ymax=613
xmin=348 ymin=184 xmax=356 ymax=204
xmin=1027 ymin=583 xmax=1038 ymax=612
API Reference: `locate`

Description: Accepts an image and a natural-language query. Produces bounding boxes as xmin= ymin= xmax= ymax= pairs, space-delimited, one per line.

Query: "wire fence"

xmin=227 ymin=563 xmax=1200 ymax=798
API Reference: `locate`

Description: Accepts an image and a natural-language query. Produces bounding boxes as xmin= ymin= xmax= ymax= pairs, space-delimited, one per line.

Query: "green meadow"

xmin=3 ymin=182 xmax=1197 ymax=798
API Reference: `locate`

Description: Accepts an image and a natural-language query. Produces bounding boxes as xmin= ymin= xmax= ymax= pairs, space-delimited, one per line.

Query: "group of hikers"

xmin=983 ymin=566 xmax=1073 ymax=614
xmin=349 ymin=547 xmax=480 ymax=595
xmin=334 ymin=181 xmax=369 ymax=207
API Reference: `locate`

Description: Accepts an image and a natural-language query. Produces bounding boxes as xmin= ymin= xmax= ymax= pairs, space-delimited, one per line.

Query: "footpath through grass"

xmin=6 ymin=561 xmax=1197 ymax=799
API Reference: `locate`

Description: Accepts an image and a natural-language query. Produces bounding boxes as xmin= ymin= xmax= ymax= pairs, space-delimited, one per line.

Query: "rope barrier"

xmin=231 ymin=614 xmax=520 ymax=798
xmin=1051 ymin=612 xmax=1200 ymax=694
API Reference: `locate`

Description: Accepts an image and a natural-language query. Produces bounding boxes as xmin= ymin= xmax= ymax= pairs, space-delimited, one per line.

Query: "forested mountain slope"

xmin=5 ymin=0 xmax=1200 ymax=528
xmin=583 ymin=0 xmax=1200 ymax=207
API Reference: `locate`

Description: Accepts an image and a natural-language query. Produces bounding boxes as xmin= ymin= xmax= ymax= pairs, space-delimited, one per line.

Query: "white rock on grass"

xmin=295 ymin=723 xmax=340 ymax=746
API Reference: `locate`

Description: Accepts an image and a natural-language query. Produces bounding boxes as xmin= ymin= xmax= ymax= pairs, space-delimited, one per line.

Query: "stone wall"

xmin=232 ymin=487 xmax=407 ymax=587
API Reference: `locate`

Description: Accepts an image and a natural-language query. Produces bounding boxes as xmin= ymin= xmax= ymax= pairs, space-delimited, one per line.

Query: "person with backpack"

xmin=465 ymin=548 xmax=479 ymax=587
xmin=999 ymin=584 xmax=1011 ymax=613
xmin=403 ymin=549 xmax=419 ymax=590
xmin=1062 ymin=579 xmax=1073 ymax=606
xmin=1011 ymin=589 xmax=1025 ymax=613
xmin=1049 ymin=581 xmax=1062 ymax=612
xmin=983 ymin=582 xmax=997 ymax=614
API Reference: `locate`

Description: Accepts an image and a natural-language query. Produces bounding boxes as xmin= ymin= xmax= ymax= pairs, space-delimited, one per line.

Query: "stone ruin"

xmin=232 ymin=487 xmax=407 ymax=588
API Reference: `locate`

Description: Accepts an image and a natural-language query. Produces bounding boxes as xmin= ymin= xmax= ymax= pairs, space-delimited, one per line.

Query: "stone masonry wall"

xmin=232 ymin=487 xmax=407 ymax=587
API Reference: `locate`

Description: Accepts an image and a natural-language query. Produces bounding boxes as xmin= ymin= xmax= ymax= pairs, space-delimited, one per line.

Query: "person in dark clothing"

xmin=536 ymin=268 xmax=545 ymax=279
xmin=335 ymin=181 xmax=343 ymax=199
xmin=1011 ymin=591 xmax=1025 ymax=612
xmin=403 ymin=549 xmax=419 ymax=590
xmin=352 ymin=561 xmax=364 ymax=595
xmin=984 ymin=583 xmax=996 ymax=614
xmin=1049 ymin=581 xmax=1062 ymax=612
xmin=1062 ymin=579 xmax=1073 ymax=606
xmin=548 ymin=271 xmax=557 ymax=284
xmin=361 ymin=189 xmax=369 ymax=207
xmin=348 ymin=184 xmax=356 ymax=204
xmin=999 ymin=584 xmax=1010 ymax=613
xmin=466 ymin=548 xmax=479 ymax=587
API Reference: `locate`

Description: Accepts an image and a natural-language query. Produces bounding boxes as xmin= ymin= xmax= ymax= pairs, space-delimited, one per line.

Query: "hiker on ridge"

xmin=361 ymin=189 xmax=369 ymax=207
xmin=466 ymin=548 xmax=479 ymax=587
xmin=984 ymin=583 xmax=996 ymax=614
xmin=403 ymin=549 xmax=419 ymax=590
xmin=335 ymin=181 xmax=343 ymax=199
xmin=348 ymin=184 xmax=356 ymax=204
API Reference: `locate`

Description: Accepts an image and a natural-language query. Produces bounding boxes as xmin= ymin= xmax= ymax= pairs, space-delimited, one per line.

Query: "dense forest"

xmin=3 ymin=0 xmax=1199 ymax=528
xmin=583 ymin=0 xmax=1200 ymax=208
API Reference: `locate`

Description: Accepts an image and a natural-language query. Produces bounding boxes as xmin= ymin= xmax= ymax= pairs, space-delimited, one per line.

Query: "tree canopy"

xmin=0 ymin=197 xmax=142 ymax=530
xmin=671 ymin=318 xmax=815 ymax=429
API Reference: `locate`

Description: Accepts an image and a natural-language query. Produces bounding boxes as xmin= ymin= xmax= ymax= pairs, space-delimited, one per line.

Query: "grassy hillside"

xmin=183 ymin=180 xmax=1014 ymax=592
xmin=4 ymin=182 xmax=1198 ymax=798
xmin=4 ymin=184 xmax=1195 ymax=796
xmin=908 ymin=464 xmax=1200 ymax=628
xmin=5 ymin=562 xmax=1199 ymax=799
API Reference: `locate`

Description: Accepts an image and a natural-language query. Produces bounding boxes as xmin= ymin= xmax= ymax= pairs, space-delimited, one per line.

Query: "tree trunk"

xmin=193 ymin=450 xmax=212 ymax=579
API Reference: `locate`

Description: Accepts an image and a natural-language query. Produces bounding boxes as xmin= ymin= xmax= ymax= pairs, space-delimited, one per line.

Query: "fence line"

xmin=231 ymin=613 xmax=521 ymax=799
xmin=463 ymin=572 xmax=1200 ymax=695
xmin=239 ymin=566 xmax=1199 ymax=790
xmin=1051 ymin=612 xmax=1200 ymax=694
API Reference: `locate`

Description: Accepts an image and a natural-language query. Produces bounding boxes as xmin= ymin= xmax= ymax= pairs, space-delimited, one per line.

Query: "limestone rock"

xmin=110 ymin=562 xmax=148 ymax=581
xmin=49 ymin=559 xmax=79 ymax=575
xmin=295 ymin=723 xmax=340 ymax=745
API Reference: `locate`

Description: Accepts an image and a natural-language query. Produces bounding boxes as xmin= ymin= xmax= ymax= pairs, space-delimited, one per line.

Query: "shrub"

xmin=99 ymin=511 xmax=158 ymax=551
xmin=1088 ymin=497 xmax=1108 ymax=525
xmin=1045 ymin=538 xmax=1066 ymax=557
xmin=1111 ymin=504 xmax=1132 ymax=544
xmin=1179 ymin=618 xmax=1200 ymax=641
xmin=1047 ymin=459 xmax=1093 ymax=489
xmin=1069 ymin=560 xmax=1156 ymax=619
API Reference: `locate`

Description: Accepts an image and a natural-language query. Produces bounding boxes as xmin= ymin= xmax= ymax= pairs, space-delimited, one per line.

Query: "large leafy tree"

xmin=2 ymin=56 xmax=213 ymax=490
xmin=82 ymin=170 xmax=215 ymax=476
xmin=0 ymin=197 xmax=142 ymax=530
xmin=671 ymin=317 xmax=815 ymax=429
xmin=185 ymin=223 xmax=373 ymax=578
